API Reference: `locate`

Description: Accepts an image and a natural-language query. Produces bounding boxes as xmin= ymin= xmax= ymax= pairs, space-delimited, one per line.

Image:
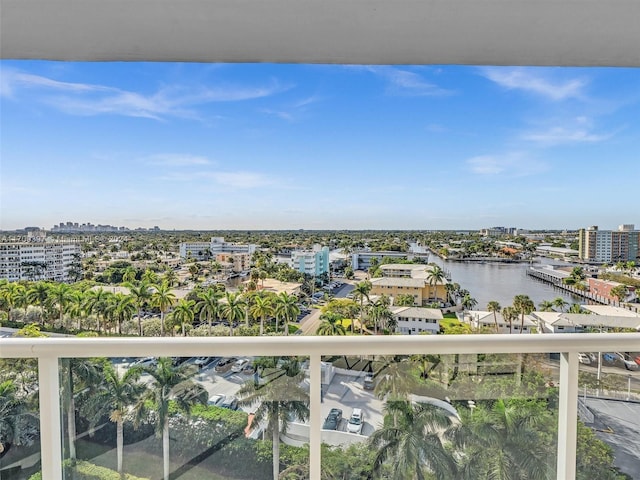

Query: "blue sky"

xmin=1 ymin=62 xmax=638 ymax=231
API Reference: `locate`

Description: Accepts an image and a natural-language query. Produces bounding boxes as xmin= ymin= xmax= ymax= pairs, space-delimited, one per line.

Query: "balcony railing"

xmin=1 ymin=333 xmax=639 ymax=480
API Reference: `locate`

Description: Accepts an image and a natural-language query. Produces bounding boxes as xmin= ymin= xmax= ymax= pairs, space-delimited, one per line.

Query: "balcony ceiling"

xmin=1 ymin=0 xmax=640 ymax=66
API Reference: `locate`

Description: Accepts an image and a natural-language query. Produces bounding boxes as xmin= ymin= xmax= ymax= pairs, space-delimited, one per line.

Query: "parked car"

xmin=131 ymin=357 xmax=157 ymax=368
xmin=577 ymin=353 xmax=591 ymax=365
xmin=622 ymin=357 xmax=639 ymax=370
xmin=323 ymin=408 xmax=343 ymax=430
xmin=219 ymin=396 xmax=239 ymax=410
xmin=346 ymin=408 xmax=364 ymax=434
xmin=231 ymin=359 xmax=250 ymax=373
xmin=194 ymin=356 xmax=210 ymax=368
xmin=215 ymin=357 xmax=237 ymax=373
xmin=363 ymin=374 xmax=375 ymax=390
xmin=207 ymin=394 xmax=226 ymax=406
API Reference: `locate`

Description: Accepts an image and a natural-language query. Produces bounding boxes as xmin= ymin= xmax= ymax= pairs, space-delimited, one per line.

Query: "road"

xmin=299 ymin=281 xmax=355 ymax=335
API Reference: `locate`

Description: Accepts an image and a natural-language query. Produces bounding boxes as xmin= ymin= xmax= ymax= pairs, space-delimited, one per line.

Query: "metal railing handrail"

xmin=1 ymin=332 xmax=639 ymax=358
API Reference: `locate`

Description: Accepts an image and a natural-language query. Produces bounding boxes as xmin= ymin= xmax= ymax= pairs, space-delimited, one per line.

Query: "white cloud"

xmin=157 ymin=170 xmax=277 ymax=189
xmin=466 ymin=153 xmax=548 ymax=177
xmin=144 ymin=154 xmax=212 ymax=167
xmin=350 ymin=66 xmax=452 ymax=96
xmin=522 ymin=127 xmax=612 ymax=145
xmin=2 ymin=69 xmax=287 ymax=119
xmin=481 ymin=67 xmax=586 ymax=100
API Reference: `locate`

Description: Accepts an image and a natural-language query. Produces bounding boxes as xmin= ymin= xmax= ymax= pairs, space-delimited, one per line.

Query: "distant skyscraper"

xmin=578 ymin=225 xmax=639 ymax=263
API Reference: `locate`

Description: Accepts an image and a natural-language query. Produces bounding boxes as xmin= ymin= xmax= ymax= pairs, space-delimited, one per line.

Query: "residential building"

xmin=290 ymin=246 xmax=330 ymax=277
xmin=215 ymin=252 xmax=251 ymax=273
xmin=351 ymin=251 xmax=429 ymax=270
xmin=587 ymin=278 xmax=636 ymax=303
xmin=370 ymin=264 xmax=448 ymax=306
xmin=578 ymin=225 xmax=640 ymax=263
xmin=179 ymin=241 xmax=212 ymax=260
xmin=391 ymin=306 xmax=442 ymax=335
xmin=179 ymin=237 xmax=257 ymax=261
xmin=479 ymin=227 xmax=516 ymax=237
xmin=462 ymin=310 xmax=536 ymax=334
xmin=532 ymin=311 xmax=640 ymax=333
xmin=0 ymin=233 xmax=81 ymax=282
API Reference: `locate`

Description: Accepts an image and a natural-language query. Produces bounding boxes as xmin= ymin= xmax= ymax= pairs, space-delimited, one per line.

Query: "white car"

xmin=194 ymin=356 xmax=210 ymax=368
xmin=208 ymin=394 xmax=226 ymax=406
xmin=231 ymin=359 xmax=250 ymax=373
xmin=577 ymin=353 xmax=591 ymax=365
xmin=346 ymin=408 xmax=364 ymax=434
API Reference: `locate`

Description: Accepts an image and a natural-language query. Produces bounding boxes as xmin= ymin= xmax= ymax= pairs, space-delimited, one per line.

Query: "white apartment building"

xmin=179 ymin=237 xmax=257 ymax=261
xmin=391 ymin=306 xmax=442 ymax=335
xmin=0 ymin=237 xmax=81 ymax=282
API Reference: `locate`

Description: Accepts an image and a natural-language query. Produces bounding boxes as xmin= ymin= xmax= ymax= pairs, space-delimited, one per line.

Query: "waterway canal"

xmin=431 ymin=257 xmax=581 ymax=309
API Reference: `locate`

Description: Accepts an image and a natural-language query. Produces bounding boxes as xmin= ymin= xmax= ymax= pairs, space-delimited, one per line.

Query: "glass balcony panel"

xmin=57 ymin=355 xmax=309 ymax=480
xmin=0 ymin=358 xmax=41 ymax=480
xmin=577 ymin=350 xmax=640 ymax=479
xmin=320 ymin=353 xmax=560 ymax=479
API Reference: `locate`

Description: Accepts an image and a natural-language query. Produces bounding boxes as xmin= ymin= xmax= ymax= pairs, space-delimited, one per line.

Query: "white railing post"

xmin=557 ymin=351 xmax=578 ymax=480
xmin=38 ymin=355 xmax=63 ymax=480
xmin=309 ymin=354 xmax=322 ymax=480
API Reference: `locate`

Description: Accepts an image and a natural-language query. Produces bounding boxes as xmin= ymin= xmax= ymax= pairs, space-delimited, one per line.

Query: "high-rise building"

xmin=0 ymin=232 xmax=81 ymax=282
xmin=179 ymin=237 xmax=257 ymax=261
xmin=578 ymin=225 xmax=639 ymax=263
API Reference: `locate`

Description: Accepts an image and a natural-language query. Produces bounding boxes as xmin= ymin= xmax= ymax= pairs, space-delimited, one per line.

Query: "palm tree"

xmin=502 ymin=306 xmax=517 ymax=334
xmin=111 ymin=292 xmax=136 ymax=335
xmin=569 ymin=303 xmax=587 ymax=314
xmin=461 ymin=294 xmax=477 ymax=312
xmin=171 ymin=299 xmax=196 ymax=336
xmin=82 ymin=364 xmax=144 ymax=475
xmin=553 ymin=297 xmax=569 ymax=312
xmin=273 ymin=292 xmax=300 ymax=336
xmin=220 ymin=291 xmax=246 ymax=336
xmin=84 ymin=288 xmax=111 ymax=333
xmin=0 ymin=379 xmax=38 ymax=458
xmin=610 ymin=284 xmax=629 ymax=303
xmin=513 ymin=294 xmax=535 ymax=334
xmin=127 ymin=281 xmax=153 ymax=336
xmin=163 ymin=268 xmax=178 ymax=287
xmin=426 ymin=265 xmax=446 ymax=302
xmin=0 ymin=282 xmax=26 ymax=322
xmin=368 ymin=297 xmax=393 ymax=334
xmin=66 ymin=290 xmax=87 ymax=331
xmin=374 ymin=356 xmax=417 ymax=401
xmin=447 ymin=399 xmax=552 ymax=480
xmin=486 ymin=300 xmax=501 ymax=333
xmin=316 ymin=312 xmax=347 ymax=336
xmin=250 ymin=293 xmax=273 ymax=336
xmin=352 ymin=280 xmax=372 ymax=334
xmin=369 ymin=400 xmax=457 ymax=480
xmin=538 ymin=300 xmax=555 ymax=312
xmin=237 ymin=362 xmax=309 ymax=480
xmin=60 ymin=357 xmax=102 ymax=462
xmin=151 ymin=282 xmax=176 ymax=336
xmin=196 ymin=288 xmax=222 ymax=334
xmin=134 ymin=358 xmax=207 ymax=480
xmin=26 ymin=282 xmax=50 ymax=325
xmin=141 ymin=268 xmax=159 ymax=284
xmin=122 ymin=267 xmax=137 ymax=284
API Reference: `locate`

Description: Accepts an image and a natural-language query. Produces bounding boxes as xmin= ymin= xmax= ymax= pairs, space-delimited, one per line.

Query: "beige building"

xmin=370 ymin=264 xmax=448 ymax=306
xmin=216 ymin=253 xmax=251 ymax=273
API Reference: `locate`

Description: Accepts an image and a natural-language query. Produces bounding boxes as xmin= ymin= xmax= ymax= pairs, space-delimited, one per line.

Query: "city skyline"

xmin=1 ymin=62 xmax=639 ymax=231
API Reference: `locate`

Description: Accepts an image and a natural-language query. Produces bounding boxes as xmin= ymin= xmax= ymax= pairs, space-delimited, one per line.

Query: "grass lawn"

xmin=76 ymin=437 xmax=241 ymax=480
